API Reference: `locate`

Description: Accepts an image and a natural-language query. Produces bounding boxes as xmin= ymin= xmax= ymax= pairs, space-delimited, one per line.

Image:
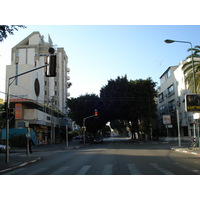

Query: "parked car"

xmin=80 ymin=135 xmax=90 ymax=143
xmin=0 ymin=144 xmax=10 ymax=153
xmin=75 ymin=135 xmax=83 ymax=140
xmin=93 ymin=136 xmax=103 ymax=144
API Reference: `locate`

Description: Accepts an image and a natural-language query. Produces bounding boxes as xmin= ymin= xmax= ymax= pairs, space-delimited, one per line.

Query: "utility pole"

xmin=82 ymin=109 xmax=98 ymax=144
xmin=5 ymin=47 xmax=57 ymax=163
xmin=5 ymin=64 xmax=48 ymax=163
xmin=50 ymin=96 xmax=55 ymax=147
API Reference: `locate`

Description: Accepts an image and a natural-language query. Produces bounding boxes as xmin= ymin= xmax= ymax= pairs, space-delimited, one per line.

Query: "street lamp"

xmin=164 ymin=39 xmax=197 ymax=93
xmin=164 ymin=39 xmax=197 ymax=147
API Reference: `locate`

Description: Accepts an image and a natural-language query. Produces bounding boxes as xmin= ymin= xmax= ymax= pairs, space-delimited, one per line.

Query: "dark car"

xmin=93 ymin=136 xmax=103 ymax=144
xmin=80 ymin=135 xmax=90 ymax=143
xmin=75 ymin=135 xmax=83 ymax=140
xmin=0 ymin=144 xmax=10 ymax=153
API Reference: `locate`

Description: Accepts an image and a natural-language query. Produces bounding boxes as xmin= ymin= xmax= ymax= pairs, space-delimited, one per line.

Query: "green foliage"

xmin=67 ymin=76 xmax=157 ymax=138
xmin=0 ymin=25 xmax=26 ymax=42
xmin=182 ymin=46 xmax=200 ymax=93
xmin=110 ymin=120 xmax=126 ymax=133
xmin=9 ymin=134 xmax=27 ymax=147
xmin=67 ymin=94 xmax=106 ymax=133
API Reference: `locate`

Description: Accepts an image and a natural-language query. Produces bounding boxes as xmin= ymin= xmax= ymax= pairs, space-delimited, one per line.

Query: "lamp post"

xmin=164 ymin=39 xmax=197 ymax=147
xmin=164 ymin=39 xmax=197 ymax=93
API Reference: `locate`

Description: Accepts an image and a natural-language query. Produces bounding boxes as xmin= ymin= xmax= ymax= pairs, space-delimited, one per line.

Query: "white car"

xmin=0 ymin=144 xmax=10 ymax=153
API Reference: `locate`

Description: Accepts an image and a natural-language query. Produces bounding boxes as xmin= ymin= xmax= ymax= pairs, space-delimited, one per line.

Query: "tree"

xmin=100 ymin=75 xmax=130 ymax=121
xmin=67 ymin=94 xmax=107 ymax=134
xmin=0 ymin=25 xmax=26 ymax=42
xmin=182 ymin=45 xmax=200 ymax=93
xmin=126 ymin=78 xmax=157 ymax=139
xmin=100 ymin=76 xmax=157 ymax=139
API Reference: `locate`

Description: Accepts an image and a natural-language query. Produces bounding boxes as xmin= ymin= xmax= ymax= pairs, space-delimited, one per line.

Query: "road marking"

xmin=102 ymin=164 xmax=113 ymax=175
xmin=150 ymin=163 xmax=174 ymax=175
xmin=28 ymin=167 xmax=48 ymax=175
xmin=3 ymin=168 xmax=25 ymax=175
xmin=51 ymin=166 xmax=70 ymax=175
xmin=127 ymin=164 xmax=142 ymax=175
xmin=76 ymin=165 xmax=91 ymax=175
xmin=174 ymin=162 xmax=200 ymax=175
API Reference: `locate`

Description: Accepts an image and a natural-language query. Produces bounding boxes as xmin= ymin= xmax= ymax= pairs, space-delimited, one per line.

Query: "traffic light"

xmin=94 ymin=109 xmax=98 ymax=117
xmin=8 ymin=108 xmax=14 ymax=118
xmin=45 ymin=48 xmax=57 ymax=77
xmin=1 ymin=108 xmax=14 ymax=119
xmin=46 ymin=55 xmax=57 ymax=77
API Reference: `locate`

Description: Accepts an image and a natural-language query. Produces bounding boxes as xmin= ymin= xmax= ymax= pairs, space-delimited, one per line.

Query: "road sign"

xmin=185 ymin=94 xmax=200 ymax=112
xmin=163 ymin=115 xmax=171 ymax=125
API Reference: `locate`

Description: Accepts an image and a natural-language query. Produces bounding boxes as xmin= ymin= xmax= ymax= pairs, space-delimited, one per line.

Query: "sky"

xmin=1 ymin=25 xmax=200 ymax=100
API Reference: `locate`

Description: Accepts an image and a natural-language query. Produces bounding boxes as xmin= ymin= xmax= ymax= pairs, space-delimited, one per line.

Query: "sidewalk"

xmin=0 ymin=139 xmax=88 ymax=174
xmin=170 ymin=142 xmax=200 ymax=156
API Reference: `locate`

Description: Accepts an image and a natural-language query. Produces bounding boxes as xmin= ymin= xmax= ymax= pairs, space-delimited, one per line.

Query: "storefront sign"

xmin=15 ymin=103 xmax=22 ymax=119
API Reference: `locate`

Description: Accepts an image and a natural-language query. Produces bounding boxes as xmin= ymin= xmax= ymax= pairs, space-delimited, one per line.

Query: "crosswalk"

xmin=3 ymin=161 xmax=200 ymax=175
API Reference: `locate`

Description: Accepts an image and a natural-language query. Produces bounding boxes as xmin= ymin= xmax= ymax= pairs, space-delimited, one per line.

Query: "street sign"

xmin=185 ymin=94 xmax=200 ymax=112
xmin=163 ymin=115 xmax=171 ymax=125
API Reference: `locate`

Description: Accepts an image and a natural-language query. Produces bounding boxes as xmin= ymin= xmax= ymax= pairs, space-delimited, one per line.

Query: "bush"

xmin=68 ymin=130 xmax=79 ymax=141
xmin=9 ymin=134 xmax=27 ymax=148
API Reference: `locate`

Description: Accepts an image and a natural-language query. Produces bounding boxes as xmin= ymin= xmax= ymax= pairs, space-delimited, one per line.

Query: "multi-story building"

xmin=157 ymin=57 xmax=200 ymax=138
xmin=5 ymin=31 xmax=71 ymax=144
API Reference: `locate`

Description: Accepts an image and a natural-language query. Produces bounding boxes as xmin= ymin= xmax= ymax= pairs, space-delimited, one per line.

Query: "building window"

xmin=166 ymin=69 xmax=171 ymax=79
xmin=55 ymin=91 xmax=57 ymax=95
xmin=55 ymin=81 xmax=57 ymax=86
xmin=159 ymin=105 xmax=165 ymax=114
xmin=168 ymin=100 xmax=175 ymax=111
xmin=159 ymin=93 xmax=164 ymax=102
xmin=167 ymin=85 xmax=174 ymax=96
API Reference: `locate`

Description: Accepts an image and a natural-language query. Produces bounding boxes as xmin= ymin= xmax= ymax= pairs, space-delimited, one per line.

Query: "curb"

xmin=0 ymin=157 xmax=41 ymax=174
xmin=171 ymin=147 xmax=200 ymax=156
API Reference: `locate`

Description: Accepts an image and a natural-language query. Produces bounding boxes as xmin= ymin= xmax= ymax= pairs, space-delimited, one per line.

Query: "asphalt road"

xmin=2 ymin=137 xmax=200 ymax=175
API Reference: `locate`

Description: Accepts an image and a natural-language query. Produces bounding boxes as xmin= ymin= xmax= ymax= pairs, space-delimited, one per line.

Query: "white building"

xmin=5 ymin=31 xmax=71 ymax=143
xmin=157 ymin=57 xmax=200 ymax=139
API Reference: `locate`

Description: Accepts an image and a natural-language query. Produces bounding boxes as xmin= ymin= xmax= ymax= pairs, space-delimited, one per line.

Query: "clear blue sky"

xmin=1 ymin=25 xmax=200 ymax=99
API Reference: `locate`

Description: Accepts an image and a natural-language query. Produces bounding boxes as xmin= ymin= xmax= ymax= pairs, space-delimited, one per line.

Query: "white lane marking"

xmin=76 ymin=165 xmax=91 ymax=175
xmin=102 ymin=164 xmax=113 ymax=175
xmin=150 ymin=163 xmax=174 ymax=175
xmin=127 ymin=164 xmax=142 ymax=175
xmin=3 ymin=168 xmax=26 ymax=175
xmin=51 ymin=166 xmax=70 ymax=175
xmin=28 ymin=167 xmax=48 ymax=175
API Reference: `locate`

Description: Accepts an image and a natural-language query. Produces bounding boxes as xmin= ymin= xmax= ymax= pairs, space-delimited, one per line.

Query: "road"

xmin=2 ymin=136 xmax=200 ymax=175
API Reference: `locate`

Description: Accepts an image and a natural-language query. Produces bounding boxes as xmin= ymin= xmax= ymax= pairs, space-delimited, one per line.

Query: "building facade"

xmin=5 ymin=31 xmax=71 ymax=144
xmin=156 ymin=57 xmax=200 ymax=138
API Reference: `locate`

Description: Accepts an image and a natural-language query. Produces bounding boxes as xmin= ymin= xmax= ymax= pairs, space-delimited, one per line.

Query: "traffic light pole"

xmin=5 ymin=64 xmax=48 ymax=163
xmin=82 ymin=110 xmax=98 ymax=145
xmin=82 ymin=115 xmax=96 ymax=145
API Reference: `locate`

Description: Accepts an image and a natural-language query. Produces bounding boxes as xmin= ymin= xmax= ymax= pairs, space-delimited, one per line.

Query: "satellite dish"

xmin=48 ymin=47 xmax=55 ymax=54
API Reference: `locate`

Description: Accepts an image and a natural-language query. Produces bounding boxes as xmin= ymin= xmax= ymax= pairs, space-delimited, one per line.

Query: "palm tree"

xmin=182 ymin=46 xmax=200 ymax=93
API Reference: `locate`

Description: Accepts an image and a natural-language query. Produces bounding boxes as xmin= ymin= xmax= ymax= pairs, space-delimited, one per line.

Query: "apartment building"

xmin=157 ymin=58 xmax=200 ymax=138
xmin=5 ymin=31 xmax=71 ymax=143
